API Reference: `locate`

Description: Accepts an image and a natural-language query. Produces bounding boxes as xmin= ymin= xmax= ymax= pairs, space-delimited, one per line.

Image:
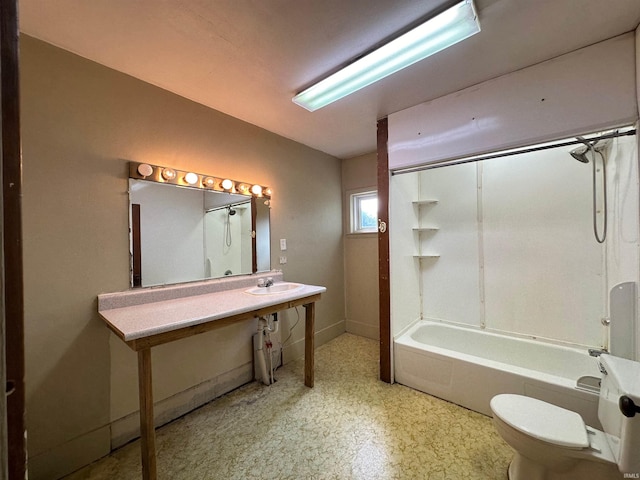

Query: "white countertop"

xmin=99 ymin=282 xmax=326 ymax=342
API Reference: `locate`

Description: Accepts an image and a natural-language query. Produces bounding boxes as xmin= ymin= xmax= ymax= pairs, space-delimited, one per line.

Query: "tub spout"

xmin=588 ymin=348 xmax=608 ymax=357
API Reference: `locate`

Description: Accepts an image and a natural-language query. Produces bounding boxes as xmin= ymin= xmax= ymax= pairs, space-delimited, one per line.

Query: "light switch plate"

xmin=280 ymin=239 xmax=287 ymax=251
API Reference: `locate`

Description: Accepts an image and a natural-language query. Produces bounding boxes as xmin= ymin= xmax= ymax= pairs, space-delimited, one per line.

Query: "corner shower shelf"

xmin=412 ymin=199 xmax=439 ymax=260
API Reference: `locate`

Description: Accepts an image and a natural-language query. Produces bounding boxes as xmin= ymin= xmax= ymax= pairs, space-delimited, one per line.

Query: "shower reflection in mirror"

xmin=204 ymin=201 xmax=252 ymax=278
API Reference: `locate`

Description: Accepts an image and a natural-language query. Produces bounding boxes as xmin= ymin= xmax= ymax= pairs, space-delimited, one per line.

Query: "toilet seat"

xmin=491 ymin=394 xmax=589 ymax=449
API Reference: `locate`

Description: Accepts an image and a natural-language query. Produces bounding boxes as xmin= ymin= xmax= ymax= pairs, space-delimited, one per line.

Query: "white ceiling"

xmin=19 ymin=0 xmax=640 ymax=159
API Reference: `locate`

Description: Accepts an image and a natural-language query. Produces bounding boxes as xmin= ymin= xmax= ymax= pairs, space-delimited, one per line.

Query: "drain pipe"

xmin=265 ymin=315 xmax=279 ymax=384
xmin=257 ymin=315 xmax=280 ymax=385
xmin=266 ymin=335 xmax=274 ymax=385
xmin=266 ymin=313 xmax=279 ymax=335
xmin=256 ymin=318 xmax=270 ymax=385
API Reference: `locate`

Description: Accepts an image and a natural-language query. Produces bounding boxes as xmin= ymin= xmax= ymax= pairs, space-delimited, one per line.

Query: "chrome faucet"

xmin=258 ymin=277 xmax=274 ymax=288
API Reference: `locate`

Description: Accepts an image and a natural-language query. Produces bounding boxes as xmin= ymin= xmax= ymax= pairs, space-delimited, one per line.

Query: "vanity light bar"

xmin=129 ymin=162 xmax=271 ymax=198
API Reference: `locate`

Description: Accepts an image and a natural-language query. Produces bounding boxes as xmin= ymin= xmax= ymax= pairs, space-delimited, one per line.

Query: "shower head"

xmin=570 ymin=137 xmax=612 ymax=163
xmin=570 ymin=145 xmax=590 ymax=163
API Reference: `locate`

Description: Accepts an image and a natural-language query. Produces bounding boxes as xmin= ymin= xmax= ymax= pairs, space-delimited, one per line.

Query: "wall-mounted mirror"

xmin=129 ymin=179 xmax=271 ymax=287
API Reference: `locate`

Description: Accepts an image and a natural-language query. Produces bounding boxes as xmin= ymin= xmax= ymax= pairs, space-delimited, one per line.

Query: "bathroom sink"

xmin=245 ymin=282 xmax=303 ymax=295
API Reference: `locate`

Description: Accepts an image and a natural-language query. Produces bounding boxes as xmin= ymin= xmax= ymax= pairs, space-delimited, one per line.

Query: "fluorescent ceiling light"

xmin=292 ymin=0 xmax=480 ymax=112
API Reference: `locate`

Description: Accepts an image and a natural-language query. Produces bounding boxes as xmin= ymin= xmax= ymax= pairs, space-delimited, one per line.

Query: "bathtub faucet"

xmin=588 ymin=348 xmax=608 ymax=357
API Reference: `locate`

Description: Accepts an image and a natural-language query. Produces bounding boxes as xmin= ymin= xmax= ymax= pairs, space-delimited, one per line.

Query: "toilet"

xmin=490 ymin=354 xmax=640 ymax=480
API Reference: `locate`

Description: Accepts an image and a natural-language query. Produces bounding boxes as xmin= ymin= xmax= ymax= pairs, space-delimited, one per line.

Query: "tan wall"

xmin=342 ymin=152 xmax=379 ymax=339
xmin=21 ymin=35 xmax=345 ymax=479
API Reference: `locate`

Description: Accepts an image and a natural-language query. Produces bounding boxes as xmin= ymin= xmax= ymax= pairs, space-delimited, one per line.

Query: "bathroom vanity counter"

xmin=98 ymin=274 xmax=325 ymax=480
xmin=99 ymin=282 xmax=325 ymax=347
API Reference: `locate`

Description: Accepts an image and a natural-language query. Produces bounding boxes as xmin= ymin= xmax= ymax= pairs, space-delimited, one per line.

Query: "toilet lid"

xmin=490 ymin=394 xmax=589 ymax=449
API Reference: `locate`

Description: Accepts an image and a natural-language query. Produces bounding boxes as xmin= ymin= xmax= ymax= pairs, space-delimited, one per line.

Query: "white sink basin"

xmin=245 ymin=282 xmax=303 ymax=295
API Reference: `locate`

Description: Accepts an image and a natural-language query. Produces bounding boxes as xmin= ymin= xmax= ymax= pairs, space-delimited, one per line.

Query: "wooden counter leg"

xmin=138 ymin=348 xmax=157 ymax=480
xmin=304 ymin=302 xmax=315 ymax=387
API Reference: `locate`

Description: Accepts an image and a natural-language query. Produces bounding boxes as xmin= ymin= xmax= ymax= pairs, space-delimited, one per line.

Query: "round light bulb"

xmin=251 ymin=184 xmax=263 ymax=196
xmin=221 ymin=179 xmax=233 ymax=190
xmin=137 ymin=163 xmax=153 ymax=177
xmin=185 ymin=172 xmax=199 ymax=185
xmin=264 ymin=187 xmax=272 ymax=197
xmin=203 ymin=177 xmax=216 ymax=188
xmin=162 ymin=168 xmax=176 ymax=181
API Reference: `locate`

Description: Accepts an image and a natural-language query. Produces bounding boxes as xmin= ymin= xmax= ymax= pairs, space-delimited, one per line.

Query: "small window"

xmin=350 ymin=191 xmax=378 ymax=233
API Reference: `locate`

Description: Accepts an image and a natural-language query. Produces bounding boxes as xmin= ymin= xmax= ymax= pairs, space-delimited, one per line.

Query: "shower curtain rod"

xmin=205 ymin=200 xmax=251 ymax=213
xmin=391 ymin=128 xmax=636 ymax=176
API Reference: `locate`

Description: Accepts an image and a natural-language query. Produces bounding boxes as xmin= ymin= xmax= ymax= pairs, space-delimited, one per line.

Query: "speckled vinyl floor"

xmin=65 ymin=333 xmax=512 ymax=479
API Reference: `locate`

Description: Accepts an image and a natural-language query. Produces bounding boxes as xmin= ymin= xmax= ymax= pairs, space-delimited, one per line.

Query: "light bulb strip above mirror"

xmin=129 ymin=162 xmax=272 ymax=198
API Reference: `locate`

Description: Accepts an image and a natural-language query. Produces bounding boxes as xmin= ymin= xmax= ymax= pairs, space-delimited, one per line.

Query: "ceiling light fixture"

xmin=292 ymin=0 xmax=480 ymax=112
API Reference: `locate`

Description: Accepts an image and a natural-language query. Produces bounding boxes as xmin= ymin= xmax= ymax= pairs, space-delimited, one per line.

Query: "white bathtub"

xmin=394 ymin=320 xmax=603 ymax=426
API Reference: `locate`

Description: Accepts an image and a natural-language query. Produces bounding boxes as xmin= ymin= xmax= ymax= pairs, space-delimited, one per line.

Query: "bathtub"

xmin=394 ymin=320 xmax=603 ymax=427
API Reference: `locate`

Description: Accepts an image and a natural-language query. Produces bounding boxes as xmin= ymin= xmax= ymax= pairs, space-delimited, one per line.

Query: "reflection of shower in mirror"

xmin=203 ymin=201 xmax=252 ymax=279
xmin=225 ymin=206 xmax=236 ymax=247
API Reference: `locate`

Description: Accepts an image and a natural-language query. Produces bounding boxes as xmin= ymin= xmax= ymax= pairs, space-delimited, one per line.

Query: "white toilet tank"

xmin=598 ymin=354 xmax=640 ymax=474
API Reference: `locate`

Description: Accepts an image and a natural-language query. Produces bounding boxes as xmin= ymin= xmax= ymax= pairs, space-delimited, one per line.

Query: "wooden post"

xmin=304 ymin=303 xmax=315 ymax=387
xmin=1 ymin=0 xmax=27 ymax=476
xmin=137 ymin=348 xmax=157 ymax=480
xmin=377 ymin=118 xmax=391 ymax=383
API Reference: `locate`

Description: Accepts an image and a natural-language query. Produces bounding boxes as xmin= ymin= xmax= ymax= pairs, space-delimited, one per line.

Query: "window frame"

xmin=349 ymin=189 xmax=378 ymax=234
